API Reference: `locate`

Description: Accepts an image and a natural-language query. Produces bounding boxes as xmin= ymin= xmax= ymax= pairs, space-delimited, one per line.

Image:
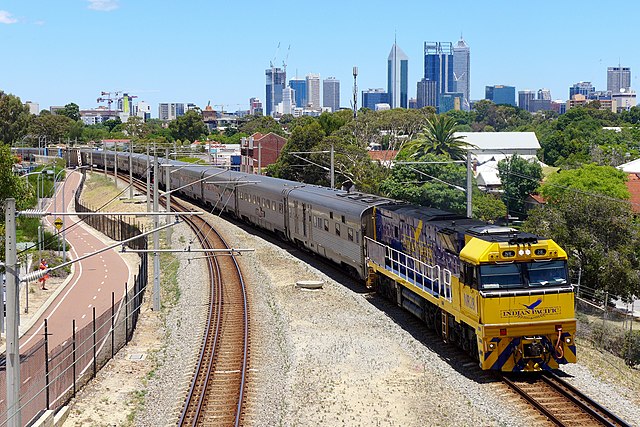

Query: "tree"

xmin=404 ymin=115 xmax=474 ymax=160
xmin=0 ymin=144 xmax=32 ymax=210
xmin=380 ymin=153 xmax=468 ymax=214
xmin=29 ymin=114 xmax=75 ymax=144
xmin=524 ymin=193 xmax=640 ymax=299
xmin=497 ymin=155 xmax=543 ymax=217
xmin=472 ymin=191 xmax=507 ymax=222
xmin=270 ymin=121 xmax=324 ymax=182
xmin=539 ymin=164 xmax=630 ymax=202
xmin=102 ymin=117 xmax=122 ymax=132
xmin=168 ymin=110 xmax=207 ymax=143
xmin=238 ymin=115 xmax=283 ymax=136
xmin=123 ymin=116 xmax=145 ymax=139
xmin=0 ymin=91 xmax=31 ymax=144
xmin=58 ymin=103 xmax=80 ymax=122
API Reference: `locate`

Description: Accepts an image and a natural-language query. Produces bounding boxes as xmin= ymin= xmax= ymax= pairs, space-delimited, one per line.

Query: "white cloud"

xmin=0 ymin=10 xmax=17 ymax=24
xmin=87 ymin=0 xmax=119 ymax=12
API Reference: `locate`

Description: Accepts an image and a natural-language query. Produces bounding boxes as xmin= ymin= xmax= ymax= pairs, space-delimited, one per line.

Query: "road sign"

xmin=54 ymin=217 xmax=63 ymax=230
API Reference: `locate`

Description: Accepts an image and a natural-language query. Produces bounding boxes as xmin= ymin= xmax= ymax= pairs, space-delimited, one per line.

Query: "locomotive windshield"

xmin=479 ymin=260 xmax=568 ymax=290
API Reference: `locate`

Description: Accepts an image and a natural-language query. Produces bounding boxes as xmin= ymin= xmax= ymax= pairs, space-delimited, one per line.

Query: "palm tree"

xmin=406 ymin=115 xmax=475 ymax=160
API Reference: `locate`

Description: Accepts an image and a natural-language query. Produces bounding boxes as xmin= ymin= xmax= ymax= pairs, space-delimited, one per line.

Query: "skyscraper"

xmin=281 ymin=86 xmax=295 ymax=115
xmin=569 ymin=82 xmax=595 ymax=99
xmin=306 ymin=73 xmax=321 ymax=109
xmin=289 ymin=78 xmax=307 ymax=108
xmin=265 ymin=67 xmax=286 ymax=116
xmin=323 ymin=77 xmax=340 ymax=112
xmin=485 ymin=85 xmax=516 ymax=106
xmin=387 ymin=42 xmax=409 ymax=108
xmin=518 ymin=90 xmax=535 ymax=111
xmin=249 ymin=97 xmax=263 ymax=116
xmin=362 ymin=89 xmax=388 ymax=110
xmin=452 ymin=37 xmax=470 ymax=110
xmin=607 ymin=66 xmax=631 ymax=93
xmin=416 ymin=79 xmax=438 ymax=108
xmin=424 ymin=42 xmax=454 ymax=108
xmin=537 ymin=88 xmax=551 ymax=100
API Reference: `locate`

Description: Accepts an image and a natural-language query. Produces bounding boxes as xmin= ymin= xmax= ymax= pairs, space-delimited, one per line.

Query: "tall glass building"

xmin=569 ymin=82 xmax=595 ymax=99
xmin=452 ymin=37 xmax=470 ymax=110
xmin=306 ymin=73 xmax=321 ymax=109
xmin=323 ymin=77 xmax=340 ymax=112
xmin=289 ymin=78 xmax=307 ymax=108
xmin=265 ymin=67 xmax=286 ymax=116
xmin=362 ymin=88 xmax=388 ymax=110
xmin=424 ymin=42 xmax=454 ymax=108
xmin=387 ymin=43 xmax=409 ymax=108
xmin=416 ymin=79 xmax=437 ymax=108
xmin=485 ymin=85 xmax=516 ymax=106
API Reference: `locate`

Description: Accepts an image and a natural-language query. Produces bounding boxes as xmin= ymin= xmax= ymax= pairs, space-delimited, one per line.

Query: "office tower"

xmin=452 ymin=37 xmax=470 ymax=110
xmin=25 ymin=101 xmax=39 ymax=115
xmin=362 ymin=88 xmax=389 ymax=110
xmin=518 ymin=90 xmax=535 ymax=111
xmin=417 ymin=78 xmax=438 ymax=108
xmin=607 ymin=66 xmax=631 ymax=93
xmin=306 ymin=73 xmax=321 ymax=109
xmin=135 ymin=101 xmax=152 ymax=121
xmin=424 ymin=42 xmax=454 ymax=108
xmin=289 ymin=78 xmax=307 ymax=108
xmin=281 ymin=86 xmax=295 ymax=115
xmin=158 ymin=103 xmax=185 ymax=121
xmin=569 ymin=82 xmax=594 ymax=99
xmin=438 ymin=92 xmax=463 ymax=113
xmin=408 ymin=98 xmax=418 ymax=109
xmin=249 ymin=97 xmax=263 ymax=115
xmin=537 ymin=88 xmax=551 ymax=100
xmin=387 ymin=42 xmax=409 ymax=108
xmin=485 ymin=85 xmax=516 ymax=106
xmin=266 ymin=67 xmax=286 ymax=116
xmin=323 ymin=77 xmax=340 ymax=112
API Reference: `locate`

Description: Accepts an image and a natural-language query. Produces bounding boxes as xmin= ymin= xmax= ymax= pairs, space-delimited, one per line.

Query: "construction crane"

xmin=282 ymin=44 xmax=291 ymax=75
xmin=96 ymin=91 xmax=121 ymax=110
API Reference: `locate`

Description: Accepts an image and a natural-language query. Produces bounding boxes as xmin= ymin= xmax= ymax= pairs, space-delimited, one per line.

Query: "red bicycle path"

xmin=18 ymin=169 xmax=133 ymax=352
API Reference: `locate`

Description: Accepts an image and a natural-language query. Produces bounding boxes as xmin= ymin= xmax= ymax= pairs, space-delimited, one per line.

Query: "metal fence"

xmin=0 ymin=172 xmax=149 ymax=426
xmin=574 ymin=284 xmax=639 ymax=367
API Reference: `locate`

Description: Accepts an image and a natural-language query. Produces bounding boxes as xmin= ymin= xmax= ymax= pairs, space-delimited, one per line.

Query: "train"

xmin=76 ymin=148 xmax=577 ymax=372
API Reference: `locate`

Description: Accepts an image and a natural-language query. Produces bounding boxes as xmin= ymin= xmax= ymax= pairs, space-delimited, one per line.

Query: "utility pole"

xmin=5 ymin=198 xmax=21 ymax=427
xmin=129 ymin=141 xmax=133 ymax=199
xmin=165 ymin=148 xmax=172 ymax=243
xmin=114 ymin=141 xmax=118 ymax=185
xmin=466 ymin=154 xmax=472 ymax=218
xmin=330 ymin=144 xmax=335 ymax=189
xmin=146 ymin=144 xmax=150 ymax=212
xmin=153 ymin=149 xmax=160 ymax=311
xmin=257 ymin=142 xmax=262 ymax=175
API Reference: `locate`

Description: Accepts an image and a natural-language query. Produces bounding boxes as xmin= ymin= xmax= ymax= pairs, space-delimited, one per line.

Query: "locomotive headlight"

xmin=518 ymin=249 xmax=525 ymax=256
xmin=565 ymin=337 xmax=572 ymax=344
xmin=488 ymin=342 xmax=496 ymax=350
xmin=525 ymin=249 xmax=531 ymax=255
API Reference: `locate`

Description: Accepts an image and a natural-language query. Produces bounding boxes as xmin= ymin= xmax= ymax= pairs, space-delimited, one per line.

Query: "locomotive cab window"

xmin=527 ymin=260 xmax=567 ymax=286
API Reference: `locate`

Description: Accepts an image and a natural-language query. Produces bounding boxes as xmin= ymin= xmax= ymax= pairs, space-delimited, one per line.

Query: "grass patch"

xmin=177 ymin=156 xmax=206 ymax=164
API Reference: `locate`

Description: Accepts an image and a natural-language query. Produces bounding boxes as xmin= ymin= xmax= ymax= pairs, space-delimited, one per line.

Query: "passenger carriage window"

xmin=324 ymin=219 xmax=329 ymax=232
xmin=341 ymin=215 xmax=345 ymax=223
xmin=272 ymin=202 xmax=276 ymax=211
xmin=279 ymin=203 xmax=283 ymax=214
xmin=335 ymin=223 xmax=341 ymax=236
xmin=348 ymin=227 xmax=354 ymax=242
xmin=330 ymin=212 xmax=333 ymax=219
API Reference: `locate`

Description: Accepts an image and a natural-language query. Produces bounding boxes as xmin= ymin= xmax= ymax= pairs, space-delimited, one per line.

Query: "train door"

xmin=293 ymin=200 xmax=300 ymax=235
xmin=302 ymin=203 xmax=307 ymax=237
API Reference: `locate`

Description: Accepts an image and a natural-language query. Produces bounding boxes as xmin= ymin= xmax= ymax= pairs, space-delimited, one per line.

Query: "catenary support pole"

xmin=5 ymin=198 xmax=22 ymax=427
xmin=466 ymin=153 xmax=473 ymax=218
xmin=165 ymin=148 xmax=172 ymax=243
xmin=330 ymin=143 xmax=335 ymax=189
xmin=129 ymin=141 xmax=133 ymax=199
xmin=153 ymin=151 xmax=161 ymax=311
xmin=146 ymin=144 xmax=150 ymax=212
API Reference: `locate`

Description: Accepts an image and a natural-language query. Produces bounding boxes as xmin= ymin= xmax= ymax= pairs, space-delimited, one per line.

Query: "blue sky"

xmin=1 ymin=1 xmax=639 ymax=117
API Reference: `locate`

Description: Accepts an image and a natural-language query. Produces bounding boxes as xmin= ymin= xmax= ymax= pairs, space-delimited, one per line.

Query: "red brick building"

xmin=240 ymin=132 xmax=287 ymax=173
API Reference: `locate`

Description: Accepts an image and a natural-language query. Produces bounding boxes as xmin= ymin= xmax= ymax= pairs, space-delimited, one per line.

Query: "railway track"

xmin=500 ymin=371 xmax=631 ymax=427
xmin=122 ymin=172 xmax=250 ymax=425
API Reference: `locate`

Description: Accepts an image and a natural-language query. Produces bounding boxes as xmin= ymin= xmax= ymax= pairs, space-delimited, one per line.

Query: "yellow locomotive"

xmin=365 ymin=204 xmax=576 ymax=372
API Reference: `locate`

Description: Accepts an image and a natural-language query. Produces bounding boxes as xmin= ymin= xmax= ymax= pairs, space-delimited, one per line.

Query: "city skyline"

xmin=1 ymin=1 xmax=639 ymax=115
